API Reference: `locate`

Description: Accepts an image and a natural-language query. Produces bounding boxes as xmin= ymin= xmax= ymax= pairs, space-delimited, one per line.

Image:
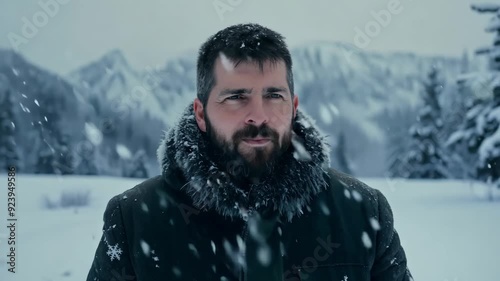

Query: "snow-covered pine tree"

xmin=0 ymin=88 xmax=20 ymax=171
xmin=452 ymin=81 xmax=500 ymax=199
xmin=405 ymin=67 xmax=450 ymax=179
xmin=439 ymin=50 xmax=477 ymax=178
xmin=384 ymin=106 xmax=419 ymax=178
xmin=445 ymin=3 xmax=500 ymax=199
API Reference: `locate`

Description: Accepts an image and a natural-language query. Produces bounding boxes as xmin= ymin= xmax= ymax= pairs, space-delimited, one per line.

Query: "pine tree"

xmin=0 ymin=89 xmax=20 ymax=171
xmin=404 ymin=67 xmax=449 ymax=179
xmin=385 ymin=107 xmax=419 ymax=178
xmin=445 ymin=4 xmax=500 ymax=198
xmin=440 ymin=56 xmax=476 ymax=178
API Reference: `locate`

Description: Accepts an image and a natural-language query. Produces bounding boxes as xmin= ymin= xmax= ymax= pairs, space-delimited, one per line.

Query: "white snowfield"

xmin=0 ymin=175 xmax=499 ymax=281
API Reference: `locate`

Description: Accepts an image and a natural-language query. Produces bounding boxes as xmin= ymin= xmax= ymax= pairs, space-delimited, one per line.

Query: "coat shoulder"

xmin=324 ymin=168 xmax=380 ymax=203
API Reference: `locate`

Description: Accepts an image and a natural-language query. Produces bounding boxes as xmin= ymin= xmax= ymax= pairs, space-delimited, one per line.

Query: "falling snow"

xmin=344 ymin=189 xmax=351 ymax=199
xmin=329 ymin=103 xmax=340 ymax=116
xmin=172 ymin=266 xmax=182 ymax=277
xmin=188 ymin=243 xmax=200 ymax=258
xmin=319 ymin=104 xmax=333 ymax=124
xmin=257 ymin=245 xmax=271 ymax=266
xmin=116 ymin=144 xmax=132 ymax=159
xmin=141 ymin=202 xmax=149 ymax=213
xmin=370 ymin=218 xmax=381 ymax=231
xmin=34 ymin=99 xmax=40 ymax=106
xmin=361 ymin=231 xmax=372 ymax=249
xmin=106 ymin=243 xmax=123 ymax=261
xmin=19 ymin=102 xmax=27 ymax=112
xmin=320 ymin=201 xmax=330 ymax=215
xmin=140 ymin=240 xmax=150 ymax=257
xmin=352 ymin=190 xmax=363 ymax=202
xmin=84 ymin=122 xmax=103 ymax=146
xmin=159 ymin=195 xmax=168 ymax=208
xmin=211 ymin=240 xmax=217 ymax=254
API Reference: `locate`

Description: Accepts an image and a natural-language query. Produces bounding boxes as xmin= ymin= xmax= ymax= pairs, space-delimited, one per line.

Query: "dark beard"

xmin=203 ymin=113 xmax=292 ymax=185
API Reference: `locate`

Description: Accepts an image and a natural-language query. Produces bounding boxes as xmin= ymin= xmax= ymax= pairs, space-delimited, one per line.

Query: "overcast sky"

xmin=0 ymin=0 xmax=493 ymax=75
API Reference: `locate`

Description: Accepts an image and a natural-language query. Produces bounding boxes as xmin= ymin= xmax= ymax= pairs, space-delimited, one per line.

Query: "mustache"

xmin=232 ymin=124 xmax=279 ymax=141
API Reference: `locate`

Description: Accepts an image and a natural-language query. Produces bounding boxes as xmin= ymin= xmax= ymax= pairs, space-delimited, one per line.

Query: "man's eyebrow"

xmin=264 ymin=87 xmax=289 ymax=94
xmin=218 ymin=88 xmax=252 ymax=97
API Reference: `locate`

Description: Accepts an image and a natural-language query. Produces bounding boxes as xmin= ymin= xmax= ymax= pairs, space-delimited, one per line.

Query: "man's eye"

xmin=226 ymin=95 xmax=244 ymax=100
xmin=267 ymin=93 xmax=283 ymax=99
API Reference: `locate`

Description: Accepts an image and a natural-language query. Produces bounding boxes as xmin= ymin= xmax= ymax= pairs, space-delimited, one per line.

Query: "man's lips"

xmin=242 ymin=138 xmax=271 ymax=145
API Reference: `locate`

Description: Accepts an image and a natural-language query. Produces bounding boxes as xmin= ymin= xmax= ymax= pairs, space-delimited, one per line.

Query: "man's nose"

xmin=245 ymin=97 xmax=269 ymax=126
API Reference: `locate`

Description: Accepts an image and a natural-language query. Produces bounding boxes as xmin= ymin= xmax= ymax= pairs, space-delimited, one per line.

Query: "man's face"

xmin=194 ymin=55 xmax=299 ymax=180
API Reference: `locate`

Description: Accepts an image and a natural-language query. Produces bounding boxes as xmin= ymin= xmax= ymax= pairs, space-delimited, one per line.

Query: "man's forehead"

xmin=216 ymin=52 xmax=285 ymax=73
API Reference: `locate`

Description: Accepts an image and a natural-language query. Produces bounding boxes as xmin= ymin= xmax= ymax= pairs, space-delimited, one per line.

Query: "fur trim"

xmin=157 ymin=105 xmax=330 ymax=221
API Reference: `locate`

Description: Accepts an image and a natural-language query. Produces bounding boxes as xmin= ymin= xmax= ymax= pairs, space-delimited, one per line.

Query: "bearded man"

xmin=87 ymin=23 xmax=413 ymax=281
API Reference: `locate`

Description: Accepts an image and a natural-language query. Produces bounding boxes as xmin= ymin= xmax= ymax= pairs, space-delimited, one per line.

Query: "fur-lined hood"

xmin=157 ymin=105 xmax=330 ymax=221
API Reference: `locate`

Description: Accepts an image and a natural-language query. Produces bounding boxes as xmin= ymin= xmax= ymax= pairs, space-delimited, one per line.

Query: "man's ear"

xmin=292 ymin=95 xmax=299 ymax=118
xmin=193 ymin=98 xmax=206 ymax=132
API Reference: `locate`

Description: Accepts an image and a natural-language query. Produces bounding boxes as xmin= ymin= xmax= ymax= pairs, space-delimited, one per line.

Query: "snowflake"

xmin=106 ymin=243 xmax=123 ymax=261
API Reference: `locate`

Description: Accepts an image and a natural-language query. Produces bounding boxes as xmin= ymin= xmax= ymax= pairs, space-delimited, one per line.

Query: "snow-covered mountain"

xmin=69 ymin=49 xmax=193 ymax=127
xmin=1 ymin=42 xmax=465 ymax=176
xmin=292 ymin=42 xmax=461 ymax=138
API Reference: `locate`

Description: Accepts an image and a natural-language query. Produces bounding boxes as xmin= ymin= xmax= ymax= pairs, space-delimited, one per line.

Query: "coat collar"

xmin=157 ymin=104 xmax=330 ymax=221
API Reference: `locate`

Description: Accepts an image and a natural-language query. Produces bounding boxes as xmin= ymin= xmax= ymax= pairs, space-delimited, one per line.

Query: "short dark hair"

xmin=196 ymin=23 xmax=294 ymax=107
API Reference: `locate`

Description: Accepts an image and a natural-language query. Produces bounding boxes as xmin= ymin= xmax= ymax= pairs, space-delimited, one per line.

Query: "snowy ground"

xmin=0 ymin=174 xmax=499 ymax=281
